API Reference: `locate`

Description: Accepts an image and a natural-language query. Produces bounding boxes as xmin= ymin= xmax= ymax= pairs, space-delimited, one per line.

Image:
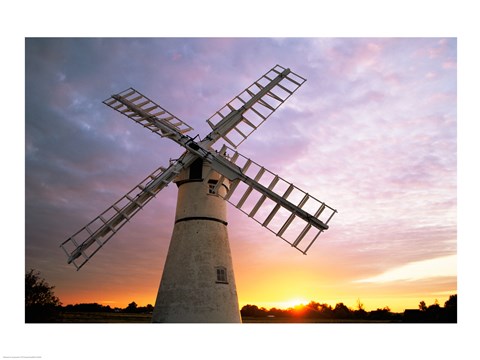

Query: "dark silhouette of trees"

xmin=125 ymin=301 xmax=138 ymax=313
xmin=144 ymin=304 xmax=154 ymax=313
xmin=60 ymin=302 xmax=154 ymax=316
xmin=240 ymin=304 xmax=268 ymax=317
xmin=123 ymin=302 xmax=154 ymax=313
xmin=445 ymin=294 xmax=457 ymax=308
xmin=443 ymin=294 xmax=457 ymax=322
xmin=368 ymin=306 xmax=394 ymax=321
xmin=240 ymin=294 xmax=457 ymax=322
xmin=303 ymin=301 xmax=324 ymax=318
xmin=356 ymin=298 xmax=364 ymax=310
xmin=267 ymin=307 xmax=290 ymax=318
xmin=333 ymin=302 xmax=351 ymax=319
xmin=25 ymin=269 xmax=61 ymax=322
xmin=353 ymin=298 xmax=367 ymax=319
xmin=50 ymin=288 xmax=457 ymax=323
xmin=405 ymin=295 xmax=457 ymax=323
xmin=64 ymin=303 xmax=113 ymax=313
xmin=317 ymin=303 xmax=334 ymax=319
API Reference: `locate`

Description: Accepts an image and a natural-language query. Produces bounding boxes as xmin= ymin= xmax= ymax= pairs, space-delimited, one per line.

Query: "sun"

xmin=280 ymin=298 xmax=309 ymax=309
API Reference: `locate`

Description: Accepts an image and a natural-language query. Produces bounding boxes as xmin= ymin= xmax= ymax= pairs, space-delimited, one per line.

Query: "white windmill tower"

xmin=60 ymin=65 xmax=337 ymax=323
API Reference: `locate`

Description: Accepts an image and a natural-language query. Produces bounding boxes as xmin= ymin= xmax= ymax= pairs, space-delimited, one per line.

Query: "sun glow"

xmin=278 ymin=298 xmax=309 ymax=309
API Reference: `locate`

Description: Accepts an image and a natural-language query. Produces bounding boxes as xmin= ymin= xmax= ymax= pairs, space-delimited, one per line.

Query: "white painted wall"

xmin=152 ymin=162 xmax=241 ymax=323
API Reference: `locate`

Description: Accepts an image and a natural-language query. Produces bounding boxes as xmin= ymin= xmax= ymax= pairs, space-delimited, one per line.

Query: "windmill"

xmin=60 ymin=65 xmax=337 ymax=323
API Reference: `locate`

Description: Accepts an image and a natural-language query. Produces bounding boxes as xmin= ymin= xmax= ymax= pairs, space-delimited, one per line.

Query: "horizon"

xmin=55 ymin=293 xmax=456 ymax=313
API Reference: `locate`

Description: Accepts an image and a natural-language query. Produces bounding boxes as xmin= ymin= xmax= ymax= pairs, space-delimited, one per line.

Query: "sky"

xmin=24 ymin=37 xmax=457 ymax=313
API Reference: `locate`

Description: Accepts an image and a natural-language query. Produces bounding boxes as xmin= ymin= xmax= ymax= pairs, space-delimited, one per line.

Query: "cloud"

xmin=355 ymin=254 xmax=457 ymax=283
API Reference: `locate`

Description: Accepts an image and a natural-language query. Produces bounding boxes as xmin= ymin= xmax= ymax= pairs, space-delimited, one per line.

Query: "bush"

xmin=25 ymin=269 xmax=61 ymax=323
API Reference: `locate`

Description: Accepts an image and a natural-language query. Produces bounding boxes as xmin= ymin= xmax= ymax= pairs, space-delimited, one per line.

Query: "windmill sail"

xmin=60 ymin=155 xmax=196 ymax=270
xmin=205 ymin=65 xmax=306 ymax=148
xmin=207 ymin=145 xmax=337 ymax=254
xmin=103 ymin=88 xmax=194 ymax=138
xmin=61 ymin=64 xmax=336 ymax=271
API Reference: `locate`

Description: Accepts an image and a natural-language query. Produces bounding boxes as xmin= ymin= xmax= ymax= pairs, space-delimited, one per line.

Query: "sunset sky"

xmin=24 ymin=37 xmax=457 ymax=313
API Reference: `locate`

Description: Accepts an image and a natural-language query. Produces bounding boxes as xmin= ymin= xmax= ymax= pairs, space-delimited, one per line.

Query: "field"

xmin=57 ymin=312 xmax=393 ymax=323
xmin=241 ymin=317 xmax=392 ymax=323
xmin=59 ymin=312 xmax=152 ymax=323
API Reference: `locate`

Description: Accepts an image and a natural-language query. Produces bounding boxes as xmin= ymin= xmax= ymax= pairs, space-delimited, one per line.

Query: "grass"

xmin=59 ymin=312 xmax=152 ymax=323
xmin=57 ymin=312 xmax=393 ymax=323
xmin=241 ymin=316 xmax=392 ymax=323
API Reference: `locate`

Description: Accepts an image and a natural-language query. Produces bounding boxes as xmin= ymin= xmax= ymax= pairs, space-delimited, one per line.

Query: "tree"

xmin=25 ymin=269 xmax=61 ymax=307
xmin=240 ymin=304 xmax=267 ymax=317
xmin=445 ymin=295 xmax=457 ymax=308
xmin=356 ymin=298 xmax=365 ymax=311
xmin=369 ymin=306 xmax=392 ymax=321
xmin=125 ymin=301 xmax=138 ymax=313
xmin=419 ymin=301 xmax=427 ymax=311
xmin=444 ymin=294 xmax=457 ymax=323
xmin=25 ymin=269 xmax=61 ymax=322
xmin=354 ymin=298 xmax=367 ymax=319
xmin=318 ymin=303 xmax=334 ymax=319
xmin=333 ymin=303 xmax=351 ymax=319
xmin=136 ymin=304 xmax=154 ymax=313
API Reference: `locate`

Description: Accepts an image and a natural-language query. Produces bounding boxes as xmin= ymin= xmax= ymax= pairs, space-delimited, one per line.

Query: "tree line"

xmin=25 ymin=269 xmax=457 ymax=323
xmin=240 ymin=295 xmax=457 ymax=322
xmin=63 ymin=301 xmax=154 ymax=314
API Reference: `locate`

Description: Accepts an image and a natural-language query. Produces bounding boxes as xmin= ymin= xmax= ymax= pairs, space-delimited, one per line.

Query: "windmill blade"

xmin=207 ymin=146 xmax=337 ymax=254
xmin=60 ymin=154 xmax=198 ymax=270
xmin=204 ymin=65 xmax=306 ymax=148
xmin=103 ymin=88 xmax=194 ymax=138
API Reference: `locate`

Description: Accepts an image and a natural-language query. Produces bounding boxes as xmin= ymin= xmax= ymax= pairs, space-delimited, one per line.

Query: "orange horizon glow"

xmin=57 ymin=287 xmax=456 ymax=313
xmin=57 ymin=294 xmax=456 ymax=314
xmin=54 ymin=248 xmax=457 ymax=313
xmin=54 ymin=240 xmax=456 ymax=314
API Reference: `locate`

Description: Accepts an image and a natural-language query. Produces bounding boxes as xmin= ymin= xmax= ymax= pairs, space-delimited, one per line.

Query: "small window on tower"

xmin=215 ymin=266 xmax=228 ymax=284
xmin=208 ymin=179 xmax=219 ymax=195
